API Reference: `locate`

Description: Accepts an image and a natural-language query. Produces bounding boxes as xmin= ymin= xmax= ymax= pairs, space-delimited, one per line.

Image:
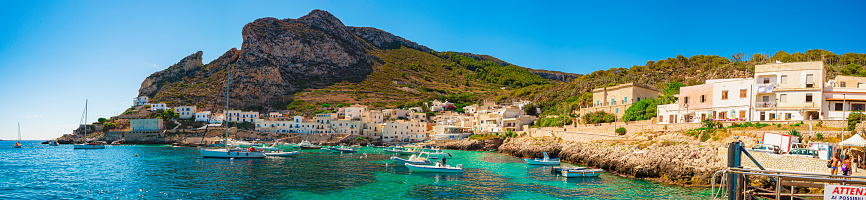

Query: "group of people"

xmin=829 ymin=151 xmax=855 ymax=177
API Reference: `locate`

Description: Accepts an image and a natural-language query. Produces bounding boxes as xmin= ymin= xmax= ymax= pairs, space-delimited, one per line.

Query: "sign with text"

xmin=825 ymin=184 xmax=866 ymax=200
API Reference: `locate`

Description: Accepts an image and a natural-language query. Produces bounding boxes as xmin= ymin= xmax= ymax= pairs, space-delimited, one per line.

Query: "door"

xmin=760 ymin=112 xmax=766 ymax=121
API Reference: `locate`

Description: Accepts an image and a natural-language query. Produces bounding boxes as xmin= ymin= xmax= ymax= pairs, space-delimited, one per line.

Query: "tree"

xmin=622 ymin=98 xmax=657 ymax=122
xmin=581 ymin=111 xmax=616 ymax=124
xmin=445 ymin=104 xmax=457 ymax=111
xmin=523 ymin=103 xmax=538 ymax=116
xmin=97 ymin=118 xmax=107 ymax=123
xmin=659 ymin=81 xmax=685 ymax=104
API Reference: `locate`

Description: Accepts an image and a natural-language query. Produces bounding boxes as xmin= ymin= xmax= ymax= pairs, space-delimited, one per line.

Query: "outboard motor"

xmin=456 ymin=164 xmax=463 ymax=169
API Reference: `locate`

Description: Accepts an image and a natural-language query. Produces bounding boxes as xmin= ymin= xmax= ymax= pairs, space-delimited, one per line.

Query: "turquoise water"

xmin=1 ymin=140 xmax=709 ymax=199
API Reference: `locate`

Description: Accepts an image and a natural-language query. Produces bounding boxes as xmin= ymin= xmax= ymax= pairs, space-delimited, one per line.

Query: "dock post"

xmin=727 ymin=141 xmax=741 ymax=200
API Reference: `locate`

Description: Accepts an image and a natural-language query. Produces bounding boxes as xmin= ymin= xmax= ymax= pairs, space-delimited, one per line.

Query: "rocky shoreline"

xmin=441 ymin=135 xmax=725 ymax=187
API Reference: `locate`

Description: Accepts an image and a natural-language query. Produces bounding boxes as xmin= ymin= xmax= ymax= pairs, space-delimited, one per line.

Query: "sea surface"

xmin=0 ymin=140 xmax=710 ymax=199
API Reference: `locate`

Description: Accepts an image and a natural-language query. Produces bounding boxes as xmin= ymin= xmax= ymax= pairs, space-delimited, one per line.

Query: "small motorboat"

xmin=320 ymin=146 xmax=334 ymax=151
xmin=265 ymin=151 xmax=300 ymax=157
xmin=200 ymin=148 xmax=265 ymax=158
xmin=48 ymin=140 xmax=59 ymax=146
xmin=562 ymin=168 xmax=603 ymax=177
xmin=299 ymin=141 xmax=320 ymax=149
xmin=331 ymin=146 xmax=357 ymax=153
xmin=405 ymin=162 xmax=463 ymax=173
xmin=391 ymin=153 xmax=434 ymax=165
xmin=552 ymin=166 xmax=586 ymax=174
xmin=525 ymin=152 xmax=560 ymax=166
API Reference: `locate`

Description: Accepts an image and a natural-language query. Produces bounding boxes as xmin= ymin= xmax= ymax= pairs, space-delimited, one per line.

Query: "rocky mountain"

xmin=139 ymin=9 xmax=579 ymax=112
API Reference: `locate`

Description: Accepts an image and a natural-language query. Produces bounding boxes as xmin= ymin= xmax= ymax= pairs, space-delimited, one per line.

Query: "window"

xmin=739 ymin=110 xmax=746 ymax=119
xmin=722 ymin=91 xmax=729 ymax=100
xmin=842 ymin=82 xmax=847 ymax=87
xmin=855 ymin=104 xmax=865 ymax=111
xmin=684 ymin=97 xmax=690 ymax=104
xmin=763 ymin=78 xmax=770 ymax=84
xmin=701 ymin=95 xmax=706 ymax=103
xmin=785 ymin=113 xmax=792 ymax=120
xmin=659 ymin=116 xmax=663 ymax=122
xmin=780 ymin=94 xmax=787 ymax=102
xmin=762 ymin=96 xmax=770 ymax=102
xmin=836 ymin=103 xmax=844 ymax=111
xmin=805 ymin=93 xmax=813 ymax=103
xmin=740 ymin=89 xmax=747 ymax=98
xmin=637 ymin=97 xmax=641 ymax=102
xmin=624 ymin=97 xmax=628 ymax=104
xmin=611 ymin=98 xmax=615 ymax=105
xmin=616 ymin=108 xmax=619 ymax=113
xmin=806 ymin=74 xmax=814 ymax=87
xmin=781 ymin=75 xmax=788 ymax=84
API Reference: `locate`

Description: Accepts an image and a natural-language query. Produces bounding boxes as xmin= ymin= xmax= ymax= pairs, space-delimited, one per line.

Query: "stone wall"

xmin=527 ymin=128 xmax=624 ymax=142
xmin=564 ymin=122 xmax=703 ymax=135
xmin=738 ymin=150 xmax=829 ymax=173
xmin=575 ymin=119 xmax=656 ymax=127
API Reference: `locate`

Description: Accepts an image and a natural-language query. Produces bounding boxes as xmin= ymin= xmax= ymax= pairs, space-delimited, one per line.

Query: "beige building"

xmin=578 ymin=83 xmax=661 ymax=120
xmin=753 ymin=61 xmax=824 ymax=121
xmin=174 ymin=106 xmax=196 ymax=119
xmin=823 ymin=75 xmax=866 ymax=120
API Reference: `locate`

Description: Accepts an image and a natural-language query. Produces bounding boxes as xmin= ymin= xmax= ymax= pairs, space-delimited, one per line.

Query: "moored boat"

xmin=405 ymin=162 xmax=463 ymax=173
xmin=524 ymin=152 xmax=560 ymax=165
xmin=48 ymin=140 xmax=59 ymax=146
xmin=265 ymin=151 xmax=300 ymax=157
xmin=391 ymin=152 xmax=434 ymax=165
xmin=331 ymin=146 xmax=357 ymax=153
xmin=13 ymin=123 xmax=22 ymax=148
xmin=73 ymin=100 xmax=105 ymax=150
xmin=562 ymin=168 xmax=603 ymax=177
xmin=200 ymin=148 xmax=265 ymax=158
xmin=299 ymin=141 xmax=320 ymax=149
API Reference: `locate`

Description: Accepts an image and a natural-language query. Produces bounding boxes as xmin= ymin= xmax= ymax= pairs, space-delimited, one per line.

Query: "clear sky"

xmin=1 ymin=1 xmax=864 ymax=140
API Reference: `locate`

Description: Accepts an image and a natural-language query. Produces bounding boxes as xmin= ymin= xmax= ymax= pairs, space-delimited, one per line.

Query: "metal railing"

xmin=755 ymin=101 xmax=776 ymax=108
xmin=712 ymin=167 xmax=866 ymax=200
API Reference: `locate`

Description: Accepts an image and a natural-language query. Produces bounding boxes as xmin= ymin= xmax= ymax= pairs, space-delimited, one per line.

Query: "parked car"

xmin=748 ymin=144 xmax=780 ymax=154
xmin=787 ymin=148 xmax=818 ymax=158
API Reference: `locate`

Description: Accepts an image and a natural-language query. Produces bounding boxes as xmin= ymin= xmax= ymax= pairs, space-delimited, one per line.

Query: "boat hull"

xmin=562 ymin=169 xmax=603 ymax=177
xmin=200 ymin=149 xmax=265 ymax=158
xmin=264 ymin=151 xmax=300 ymax=157
xmin=73 ymin=144 xmax=105 ymax=149
xmin=405 ymin=163 xmax=463 ymax=173
xmin=524 ymin=158 xmax=560 ymax=165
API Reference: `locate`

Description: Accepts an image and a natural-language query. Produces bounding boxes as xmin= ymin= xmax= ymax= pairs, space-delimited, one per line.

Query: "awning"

xmin=840 ymin=134 xmax=866 ymax=147
xmin=826 ymin=98 xmax=866 ymax=102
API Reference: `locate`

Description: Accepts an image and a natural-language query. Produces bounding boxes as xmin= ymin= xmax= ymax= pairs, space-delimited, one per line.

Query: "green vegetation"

xmin=582 ymin=111 xmax=616 ymax=124
xmin=533 ymin=115 xmax=573 ymax=127
xmin=622 ymin=98 xmax=657 ymax=122
xmin=523 ymin=103 xmax=538 ymax=116
xmin=438 ymin=52 xmax=549 ymax=88
xmin=615 ymin=127 xmax=626 ymax=135
xmin=847 ymin=112 xmax=864 ymax=131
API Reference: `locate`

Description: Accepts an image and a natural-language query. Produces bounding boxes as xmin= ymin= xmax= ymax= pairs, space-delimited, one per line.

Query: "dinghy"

xmin=405 ymin=162 xmax=463 ymax=173
xmin=524 ymin=152 xmax=560 ymax=165
xmin=562 ymin=168 xmax=603 ymax=177
xmin=331 ymin=146 xmax=357 ymax=153
xmin=265 ymin=151 xmax=300 ymax=157
xmin=391 ymin=153 xmax=434 ymax=165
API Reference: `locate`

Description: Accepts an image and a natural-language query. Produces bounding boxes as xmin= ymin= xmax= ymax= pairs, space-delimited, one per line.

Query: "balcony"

xmin=755 ymin=83 xmax=777 ymax=94
xmin=755 ymin=101 xmax=776 ymax=108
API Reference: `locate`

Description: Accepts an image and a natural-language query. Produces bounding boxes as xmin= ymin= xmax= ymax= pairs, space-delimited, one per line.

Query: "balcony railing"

xmin=755 ymin=101 xmax=776 ymax=108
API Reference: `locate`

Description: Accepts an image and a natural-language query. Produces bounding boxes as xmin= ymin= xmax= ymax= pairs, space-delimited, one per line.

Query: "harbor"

xmin=1 ymin=140 xmax=709 ymax=199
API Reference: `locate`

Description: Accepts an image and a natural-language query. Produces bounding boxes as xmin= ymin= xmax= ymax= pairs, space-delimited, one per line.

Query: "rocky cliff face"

xmin=138 ymin=9 xmax=575 ymax=111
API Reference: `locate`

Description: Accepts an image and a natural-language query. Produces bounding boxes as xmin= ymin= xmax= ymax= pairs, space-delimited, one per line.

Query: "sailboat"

xmin=199 ymin=64 xmax=264 ymax=159
xmin=73 ymin=99 xmax=105 ymax=149
xmin=13 ymin=123 xmax=22 ymax=148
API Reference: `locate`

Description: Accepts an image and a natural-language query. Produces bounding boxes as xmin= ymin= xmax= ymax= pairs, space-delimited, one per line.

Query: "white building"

xmin=133 ymin=96 xmax=149 ymax=106
xmin=709 ymin=78 xmax=754 ymax=121
xmin=432 ymin=125 xmax=473 ymax=140
xmin=430 ymin=100 xmax=455 ymax=112
xmin=226 ymin=110 xmax=259 ymax=123
xmin=174 ymin=106 xmax=196 ymax=119
xmin=150 ymin=103 xmax=167 ymax=112
xmin=823 ymin=75 xmax=866 ymax=120
xmin=210 ymin=113 xmax=224 ymax=124
xmin=195 ymin=111 xmax=211 ymax=122
xmin=753 ymin=61 xmax=824 ymax=121
xmin=362 ymin=110 xmax=385 ymax=123
xmin=344 ymin=105 xmax=367 ymax=119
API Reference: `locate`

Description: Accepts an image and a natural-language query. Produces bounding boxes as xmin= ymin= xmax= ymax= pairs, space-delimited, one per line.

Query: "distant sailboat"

xmin=73 ymin=99 xmax=105 ymax=149
xmin=13 ymin=123 xmax=22 ymax=148
xmin=199 ymin=64 xmax=264 ymax=158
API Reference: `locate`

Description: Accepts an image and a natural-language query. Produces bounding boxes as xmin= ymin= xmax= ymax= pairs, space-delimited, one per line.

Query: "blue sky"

xmin=1 ymin=1 xmax=864 ymax=140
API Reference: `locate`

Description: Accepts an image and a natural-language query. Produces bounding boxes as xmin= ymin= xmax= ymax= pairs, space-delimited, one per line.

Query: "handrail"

xmin=726 ymin=168 xmax=866 ymax=185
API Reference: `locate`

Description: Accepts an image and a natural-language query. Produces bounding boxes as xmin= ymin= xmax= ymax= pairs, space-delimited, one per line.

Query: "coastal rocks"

xmin=500 ymin=136 xmax=725 ymax=186
xmin=441 ymin=138 xmax=503 ymax=150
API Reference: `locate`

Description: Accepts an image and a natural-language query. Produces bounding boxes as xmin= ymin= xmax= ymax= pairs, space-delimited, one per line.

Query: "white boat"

xmin=74 ymin=100 xmax=105 ymax=150
xmin=265 ymin=151 xmax=300 ymax=157
xmin=524 ymin=152 xmax=560 ymax=165
xmin=332 ymin=146 xmax=357 ymax=153
xmin=13 ymin=123 xmax=22 ymax=148
xmin=200 ymin=148 xmax=265 ymax=158
xmin=199 ymin=64 xmax=263 ymax=159
xmin=405 ymin=162 xmax=463 ymax=173
xmin=562 ymin=168 xmax=603 ymax=177
xmin=299 ymin=141 xmax=320 ymax=149
xmin=391 ymin=153 xmax=434 ymax=165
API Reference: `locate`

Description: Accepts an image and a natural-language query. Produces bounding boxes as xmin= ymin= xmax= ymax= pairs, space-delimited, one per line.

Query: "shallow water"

xmin=0 ymin=141 xmax=709 ymax=199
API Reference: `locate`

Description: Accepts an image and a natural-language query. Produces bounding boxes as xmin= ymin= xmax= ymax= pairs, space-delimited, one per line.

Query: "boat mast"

xmin=18 ymin=122 xmax=21 ymax=142
xmin=225 ymin=65 xmax=231 ymax=150
xmin=84 ymin=99 xmax=88 ymax=143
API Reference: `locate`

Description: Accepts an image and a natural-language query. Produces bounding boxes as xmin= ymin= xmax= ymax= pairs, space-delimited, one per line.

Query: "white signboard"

xmin=825 ymin=184 xmax=866 ymax=200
